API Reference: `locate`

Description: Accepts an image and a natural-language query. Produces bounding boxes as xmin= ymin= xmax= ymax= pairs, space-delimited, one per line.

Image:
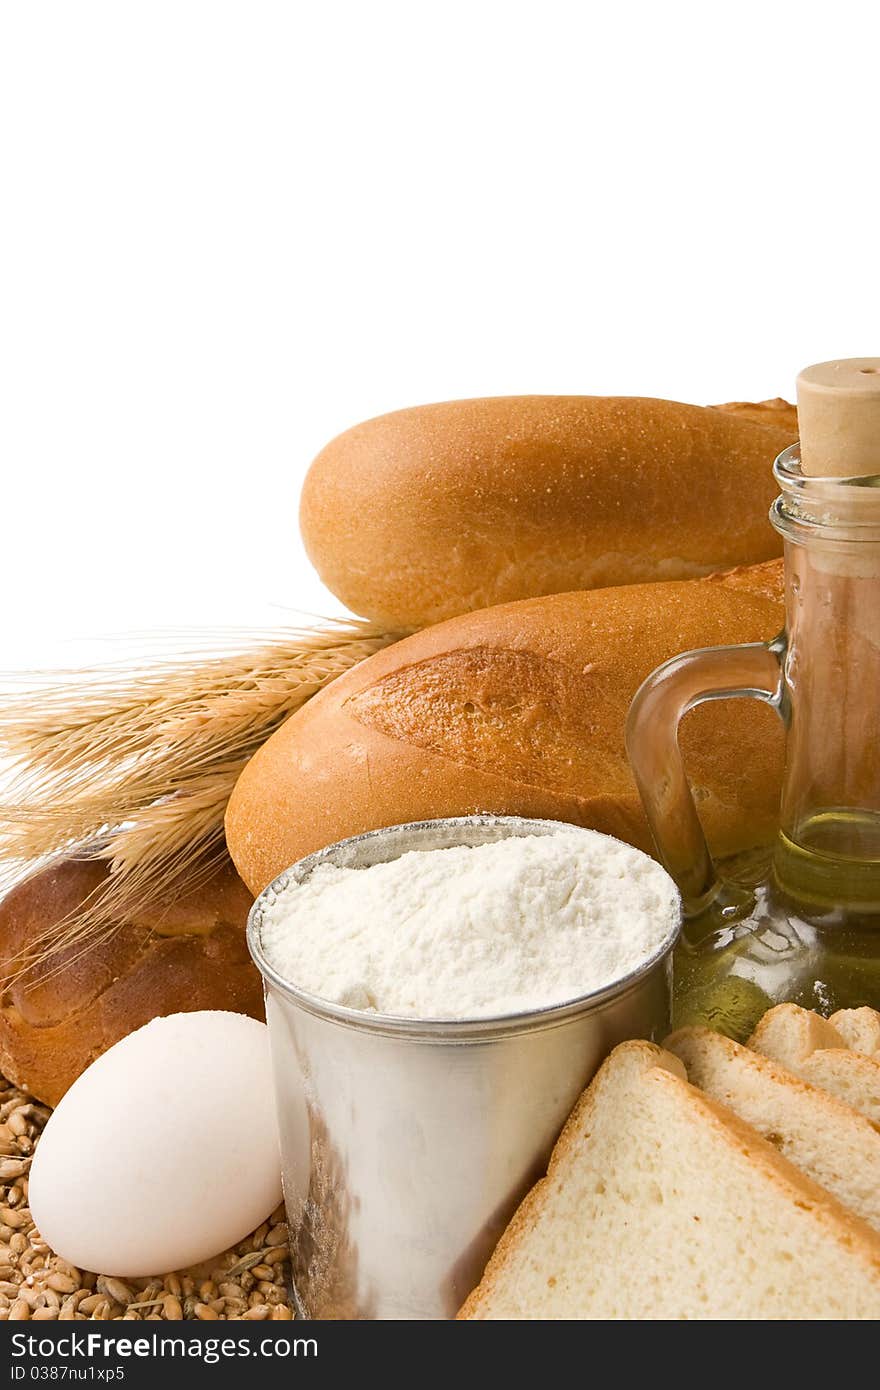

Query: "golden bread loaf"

xmin=0 ymin=858 xmax=261 ymax=1104
xmin=300 ymin=395 xmax=796 ymax=628
xmin=712 ymin=397 xmax=798 ymax=432
xmin=226 ymin=559 xmax=785 ymax=894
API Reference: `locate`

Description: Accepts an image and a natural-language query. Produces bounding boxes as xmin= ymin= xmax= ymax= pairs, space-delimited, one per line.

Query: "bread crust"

xmin=0 ymin=858 xmax=261 ymax=1105
xmin=226 ymin=563 xmax=785 ymax=894
xmin=711 ymin=397 xmax=799 ymax=434
xmin=300 ymin=395 xmax=796 ymax=627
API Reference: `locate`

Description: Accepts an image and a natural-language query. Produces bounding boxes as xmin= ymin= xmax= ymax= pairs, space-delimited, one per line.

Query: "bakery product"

xmin=0 ymin=858 xmax=261 ymax=1105
xmin=830 ymin=1007 xmax=880 ymax=1056
xmin=459 ymin=1041 xmax=880 ymax=1320
xmin=300 ymin=395 xmax=796 ymax=628
xmin=786 ymin=1052 xmax=880 ymax=1126
xmin=226 ymin=561 xmax=785 ymax=894
xmin=668 ymin=1027 xmax=880 ymax=1231
xmin=301 ymin=396 xmax=795 ymax=629
xmin=746 ymin=1003 xmax=844 ymax=1068
xmin=227 ymin=562 xmax=785 ymax=893
xmin=713 ymin=397 xmax=799 ymax=433
xmin=749 ymin=1004 xmax=880 ymax=1125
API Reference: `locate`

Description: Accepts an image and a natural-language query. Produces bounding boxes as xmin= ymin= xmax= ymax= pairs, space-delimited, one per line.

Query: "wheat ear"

xmin=0 ymin=620 xmax=402 ymax=974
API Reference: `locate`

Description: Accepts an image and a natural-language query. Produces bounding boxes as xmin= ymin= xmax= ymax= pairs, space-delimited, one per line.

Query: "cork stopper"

xmin=797 ymin=358 xmax=880 ymax=477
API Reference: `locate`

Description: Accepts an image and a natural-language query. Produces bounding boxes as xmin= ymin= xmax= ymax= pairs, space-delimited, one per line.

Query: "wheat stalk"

xmin=0 ymin=620 xmax=402 ymax=978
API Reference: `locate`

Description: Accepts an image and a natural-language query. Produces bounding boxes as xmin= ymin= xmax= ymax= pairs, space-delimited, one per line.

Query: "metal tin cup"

xmin=247 ymin=815 xmax=680 ymax=1320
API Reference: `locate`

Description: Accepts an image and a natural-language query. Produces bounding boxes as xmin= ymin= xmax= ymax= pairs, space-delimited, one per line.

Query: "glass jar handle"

xmin=625 ymin=636 xmax=787 ymax=916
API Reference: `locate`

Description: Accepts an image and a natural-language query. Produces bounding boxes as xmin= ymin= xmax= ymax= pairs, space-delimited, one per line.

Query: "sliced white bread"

xmin=795 ymin=1051 xmax=880 ymax=1126
xmin=750 ymin=1004 xmax=880 ymax=1126
xmin=667 ymin=1027 xmax=880 ymax=1231
xmin=830 ymin=1007 xmax=880 ymax=1057
xmin=747 ymin=1003 xmax=844 ymax=1067
xmin=459 ymin=1040 xmax=880 ymax=1320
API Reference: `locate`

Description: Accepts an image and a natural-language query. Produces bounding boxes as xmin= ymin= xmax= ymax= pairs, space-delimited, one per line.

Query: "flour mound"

xmin=260 ymin=830 xmax=679 ymax=1021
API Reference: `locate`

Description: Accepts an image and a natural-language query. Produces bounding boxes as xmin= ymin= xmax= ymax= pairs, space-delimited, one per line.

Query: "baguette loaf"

xmin=668 ymin=1027 xmax=880 ymax=1231
xmin=713 ymin=397 xmax=799 ymax=432
xmin=226 ymin=560 xmax=784 ymax=894
xmin=0 ymin=858 xmax=262 ymax=1105
xmin=300 ymin=396 xmax=796 ymax=628
xmin=459 ymin=1041 xmax=880 ymax=1319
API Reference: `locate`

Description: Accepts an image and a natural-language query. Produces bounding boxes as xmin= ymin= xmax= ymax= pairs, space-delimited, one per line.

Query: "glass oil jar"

xmin=626 ymin=358 xmax=880 ymax=1039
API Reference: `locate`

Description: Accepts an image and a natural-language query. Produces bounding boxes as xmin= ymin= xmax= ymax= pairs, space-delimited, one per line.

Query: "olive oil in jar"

xmin=628 ymin=359 xmax=880 ymax=1038
xmin=773 ymin=811 xmax=880 ymax=913
xmin=672 ymin=870 xmax=880 ymax=1042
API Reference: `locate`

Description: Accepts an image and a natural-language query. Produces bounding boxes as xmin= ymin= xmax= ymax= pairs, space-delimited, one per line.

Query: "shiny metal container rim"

xmin=246 ymin=815 xmax=681 ymax=1043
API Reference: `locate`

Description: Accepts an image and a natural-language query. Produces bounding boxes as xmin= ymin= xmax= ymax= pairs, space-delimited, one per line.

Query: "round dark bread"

xmin=0 ymin=858 xmax=260 ymax=1105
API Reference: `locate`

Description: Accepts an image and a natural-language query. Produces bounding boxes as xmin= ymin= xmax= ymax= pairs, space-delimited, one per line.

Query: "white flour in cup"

xmin=259 ymin=829 xmax=679 ymax=1020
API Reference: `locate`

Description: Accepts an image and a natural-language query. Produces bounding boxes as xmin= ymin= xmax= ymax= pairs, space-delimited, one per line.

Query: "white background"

xmin=1 ymin=0 xmax=877 ymax=668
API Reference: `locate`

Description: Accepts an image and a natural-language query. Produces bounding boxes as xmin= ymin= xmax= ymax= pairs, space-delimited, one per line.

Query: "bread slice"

xmin=830 ymin=1008 xmax=880 ymax=1056
xmin=459 ymin=1041 xmax=880 ymax=1319
xmin=749 ymin=1004 xmax=880 ymax=1125
xmin=747 ymin=1003 xmax=844 ymax=1068
xmin=797 ymin=1052 xmax=880 ymax=1126
xmin=667 ymin=1027 xmax=880 ymax=1231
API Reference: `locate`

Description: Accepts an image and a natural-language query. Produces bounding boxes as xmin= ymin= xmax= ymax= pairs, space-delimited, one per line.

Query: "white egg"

xmin=29 ymin=1011 xmax=283 ymax=1277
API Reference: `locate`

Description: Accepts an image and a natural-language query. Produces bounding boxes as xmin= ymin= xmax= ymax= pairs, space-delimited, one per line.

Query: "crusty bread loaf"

xmin=226 ymin=560 xmax=784 ymax=894
xmin=713 ymin=397 xmax=799 ymax=433
xmin=459 ymin=1041 xmax=880 ymax=1319
xmin=668 ymin=1027 xmax=880 ymax=1231
xmin=749 ymin=1004 xmax=880 ymax=1124
xmin=0 ymin=858 xmax=261 ymax=1105
xmin=300 ymin=396 xmax=796 ymax=627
